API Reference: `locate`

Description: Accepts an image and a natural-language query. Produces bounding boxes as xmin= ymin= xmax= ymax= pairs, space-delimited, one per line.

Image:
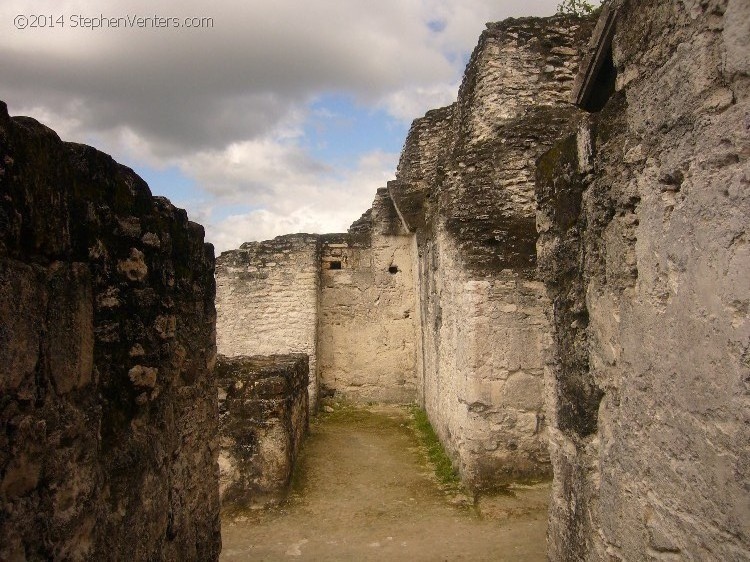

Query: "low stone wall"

xmin=217 ymin=354 xmax=309 ymax=508
xmin=0 ymin=101 xmax=220 ymax=561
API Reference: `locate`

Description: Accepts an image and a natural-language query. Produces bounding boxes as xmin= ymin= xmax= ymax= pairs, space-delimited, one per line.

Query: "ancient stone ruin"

xmin=0 ymin=101 xmax=220 ymax=560
xmin=216 ymin=13 xmax=598 ymax=493
xmin=217 ymin=354 xmax=308 ymax=509
xmin=216 ymin=2 xmax=749 ymax=558
xmin=2 ymin=0 xmax=748 ymax=560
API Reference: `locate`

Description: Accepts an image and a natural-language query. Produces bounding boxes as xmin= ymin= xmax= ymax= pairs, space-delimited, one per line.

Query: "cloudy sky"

xmin=1 ymin=0 xmax=565 ymax=252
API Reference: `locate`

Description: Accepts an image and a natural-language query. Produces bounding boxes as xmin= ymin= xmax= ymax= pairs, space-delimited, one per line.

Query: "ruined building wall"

xmin=318 ymin=189 xmax=417 ymax=403
xmin=0 ymin=102 xmax=221 ymax=561
xmin=391 ymin=15 xmax=595 ymax=490
xmin=537 ymin=1 xmax=750 ymax=559
xmin=215 ymin=192 xmax=418 ymax=406
xmin=217 ymin=354 xmax=308 ymax=509
xmin=215 ymin=235 xmax=320 ymax=412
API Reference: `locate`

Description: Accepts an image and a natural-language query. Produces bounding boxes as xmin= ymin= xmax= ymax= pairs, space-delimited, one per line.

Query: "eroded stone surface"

xmin=391 ymin=14 xmax=596 ymax=490
xmin=538 ymin=2 xmax=750 ymax=559
xmin=217 ymin=354 xmax=308 ymax=509
xmin=0 ymin=101 xmax=220 ymax=561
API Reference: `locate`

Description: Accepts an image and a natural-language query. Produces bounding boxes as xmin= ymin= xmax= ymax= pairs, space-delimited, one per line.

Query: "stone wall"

xmin=215 ymin=191 xmax=418 ymax=406
xmin=216 ymin=234 xmax=320 ymax=412
xmin=318 ymin=189 xmax=418 ymax=403
xmin=389 ymin=105 xmax=456 ymax=234
xmin=0 ymin=101 xmax=220 ymax=561
xmin=391 ymin=14 xmax=595 ymax=490
xmin=537 ymin=1 xmax=750 ymax=559
xmin=217 ymin=354 xmax=308 ymax=509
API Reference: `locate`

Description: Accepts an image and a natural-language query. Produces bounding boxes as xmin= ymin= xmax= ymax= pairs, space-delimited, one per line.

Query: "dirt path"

xmin=221 ymin=403 xmax=549 ymax=561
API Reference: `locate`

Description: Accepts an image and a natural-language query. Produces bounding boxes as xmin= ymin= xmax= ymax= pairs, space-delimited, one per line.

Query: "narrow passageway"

xmin=221 ymin=403 xmax=549 ymax=561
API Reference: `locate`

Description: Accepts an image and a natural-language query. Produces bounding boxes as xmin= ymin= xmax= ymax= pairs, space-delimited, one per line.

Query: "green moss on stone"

xmin=409 ymin=406 xmax=461 ymax=487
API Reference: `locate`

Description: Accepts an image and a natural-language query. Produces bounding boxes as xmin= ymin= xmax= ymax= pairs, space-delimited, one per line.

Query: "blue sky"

xmin=140 ymin=95 xmax=409 ymax=206
xmin=302 ymin=95 xmax=408 ymax=169
xmin=0 ymin=0 xmax=568 ymax=251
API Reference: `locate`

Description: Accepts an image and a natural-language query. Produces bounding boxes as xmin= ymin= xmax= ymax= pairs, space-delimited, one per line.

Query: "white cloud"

xmin=203 ymin=148 xmax=399 ymax=253
xmin=379 ymin=82 xmax=461 ymax=122
xmin=0 ymin=0 xmax=563 ymax=153
xmin=0 ymin=0 xmax=565 ymax=250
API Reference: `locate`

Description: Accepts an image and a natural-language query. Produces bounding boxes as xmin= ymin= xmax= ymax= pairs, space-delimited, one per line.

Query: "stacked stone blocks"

xmin=217 ymin=354 xmax=309 ymax=508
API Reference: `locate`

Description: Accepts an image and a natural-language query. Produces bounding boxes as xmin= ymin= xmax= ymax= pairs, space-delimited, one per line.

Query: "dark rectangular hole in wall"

xmin=329 ymin=261 xmax=342 ymax=270
xmin=583 ymin=47 xmax=616 ymax=113
xmin=388 ymin=265 xmax=399 ymax=274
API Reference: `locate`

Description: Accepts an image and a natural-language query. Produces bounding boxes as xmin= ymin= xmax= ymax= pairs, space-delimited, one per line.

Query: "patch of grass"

xmin=410 ymin=406 xmax=461 ymax=487
xmin=315 ymin=399 xmax=409 ymax=433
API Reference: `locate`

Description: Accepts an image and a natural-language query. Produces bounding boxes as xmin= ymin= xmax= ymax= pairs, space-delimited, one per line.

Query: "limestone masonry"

xmin=217 ymin=354 xmax=308 ymax=509
xmin=216 ymin=14 xmax=597 ymax=491
xmin=2 ymin=0 xmax=748 ymax=559
xmin=318 ymin=189 xmax=417 ymax=405
xmin=538 ymin=1 xmax=750 ymax=559
xmin=0 ymin=101 xmax=220 ymax=560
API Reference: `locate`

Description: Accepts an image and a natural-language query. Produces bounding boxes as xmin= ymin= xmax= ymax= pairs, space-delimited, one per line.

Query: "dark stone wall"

xmin=0 ymin=101 xmax=220 ymax=561
xmin=216 ymin=354 xmax=308 ymax=509
xmin=536 ymin=123 xmax=602 ymax=561
xmin=443 ymin=15 xmax=596 ymax=278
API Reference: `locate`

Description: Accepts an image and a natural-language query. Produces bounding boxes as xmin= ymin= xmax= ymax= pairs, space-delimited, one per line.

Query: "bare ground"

xmin=221 ymin=403 xmax=549 ymax=561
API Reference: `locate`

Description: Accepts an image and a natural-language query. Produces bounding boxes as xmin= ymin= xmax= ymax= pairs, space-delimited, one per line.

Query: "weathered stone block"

xmin=217 ymin=354 xmax=309 ymax=509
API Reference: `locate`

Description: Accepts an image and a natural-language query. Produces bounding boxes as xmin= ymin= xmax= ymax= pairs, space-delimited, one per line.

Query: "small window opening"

xmin=329 ymin=260 xmax=342 ymax=270
xmin=583 ymin=47 xmax=616 ymax=113
xmin=388 ymin=265 xmax=399 ymax=274
xmin=573 ymin=6 xmax=618 ymax=113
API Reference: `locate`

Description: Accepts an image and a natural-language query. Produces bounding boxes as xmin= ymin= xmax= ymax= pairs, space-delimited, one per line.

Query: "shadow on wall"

xmin=0 ymin=100 xmax=220 ymax=561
